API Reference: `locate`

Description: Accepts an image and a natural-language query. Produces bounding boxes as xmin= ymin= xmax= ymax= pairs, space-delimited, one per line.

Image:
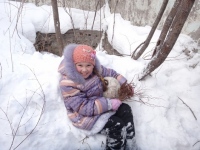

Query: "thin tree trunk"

xmin=139 ymin=0 xmax=195 ymax=80
xmin=62 ymin=6 xmax=77 ymax=42
xmin=91 ymin=0 xmax=100 ymax=30
xmin=132 ymin=0 xmax=169 ymax=60
xmin=111 ymin=0 xmax=119 ymax=46
xmin=61 ymin=1 xmax=77 ymax=42
xmin=152 ymin=0 xmax=181 ymax=57
xmin=51 ymin=0 xmax=64 ymax=56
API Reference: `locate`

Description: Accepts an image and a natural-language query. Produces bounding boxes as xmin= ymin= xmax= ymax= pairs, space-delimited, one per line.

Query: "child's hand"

xmin=110 ymin=99 xmax=122 ymax=111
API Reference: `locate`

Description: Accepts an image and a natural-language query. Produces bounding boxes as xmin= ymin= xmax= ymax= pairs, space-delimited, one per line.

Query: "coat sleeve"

xmin=59 ymin=76 xmax=110 ymax=117
xmin=100 ymin=65 xmax=127 ymax=85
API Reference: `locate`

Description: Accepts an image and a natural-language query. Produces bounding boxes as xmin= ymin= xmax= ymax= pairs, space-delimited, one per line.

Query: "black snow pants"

xmin=100 ymin=103 xmax=135 ymax=150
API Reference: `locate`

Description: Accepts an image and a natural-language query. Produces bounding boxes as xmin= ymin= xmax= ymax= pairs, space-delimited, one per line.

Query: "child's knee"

xmin=120 ymin=103 xmax=132 ymax=112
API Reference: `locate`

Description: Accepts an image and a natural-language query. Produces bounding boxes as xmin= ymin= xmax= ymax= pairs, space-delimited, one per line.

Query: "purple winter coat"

xmin=58 ymin=44 xmax=126 ymax=132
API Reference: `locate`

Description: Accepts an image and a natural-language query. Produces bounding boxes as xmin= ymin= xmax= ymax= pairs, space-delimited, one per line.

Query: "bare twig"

xmin=0 ymin=65 xmax=46 ymax=150
xmin=80 ymin=136 xmax=89 ymax=144
xmin=12 ymin=96 xmax=25 ymax=110
xmin=4 ymin=1 xmax=23 ymax=36
xmin=9 ymin=29 xmax=14 ymax=72
xmin=0 ymin=107 xmax=14 ymax=136
xmin=62 ymin=4 xmax=76 ymax=41
xmin=19 ymin=103 xmax=37 ymax=128
xmin=142 ymin=48 xmax=154 ymax=60
xmin=193 ymin=140 xmax=200 ymax=147
xmin=79 ymin=136 xmax=91 ymax=150
xmin=132 ymin=99 xmax=167 ymax=108
xmin=12 ymin=0 xmax=25 ymax=38
xmin=178 ymin=97 xmax=197 ymax=120
xmin=132 ymin=41 xmax=145 ymax=58
xmin=13 ymin=65 xmax=46 ymax=149
xmin=82 ymin=10 xmax=90 ymax=29
xmin=189 ymin=61 xmax=199 ymax=69
xmin=5 ymin=79 xmax=43 ymax=150
xmin=121 ymin=34 xmax=136 ymax=55
xmin=122 ymin=77 xmax=167 ymax=108
xmin=142 ymin=44 xmax=186 ymax=61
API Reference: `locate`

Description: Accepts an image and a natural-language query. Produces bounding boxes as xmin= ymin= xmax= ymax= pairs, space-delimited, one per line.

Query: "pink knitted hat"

xmin=73 ymin=45 xmax=96 ymax=65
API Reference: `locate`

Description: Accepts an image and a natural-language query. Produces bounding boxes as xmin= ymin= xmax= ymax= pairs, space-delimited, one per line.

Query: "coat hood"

xmin=58 ymin=44 xmax=102 ymax=84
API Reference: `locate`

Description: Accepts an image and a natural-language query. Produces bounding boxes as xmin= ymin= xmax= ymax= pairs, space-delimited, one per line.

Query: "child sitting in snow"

xmin=58 ymin=44 xmax=136 ymax=150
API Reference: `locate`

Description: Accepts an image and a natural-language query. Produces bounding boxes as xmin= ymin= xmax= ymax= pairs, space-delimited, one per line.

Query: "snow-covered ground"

xmin=0 ymin=1 xmax=200 ymax=150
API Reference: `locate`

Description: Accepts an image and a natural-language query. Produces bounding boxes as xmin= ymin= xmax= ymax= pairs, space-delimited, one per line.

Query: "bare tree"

xmin=131 ymin=0 xmax=169 ymax=60
xmin=152 ymin=0 xmax=181 ymax=57
xmin=139 ymin=0 xmax=195 ymax=80
xmin=91 ymin=0 xmax=100 ymax=30
xmin=51 ymin=0 xmax=64 ymax=56
xmin=60 ymin=1 xmax=78 ymax=42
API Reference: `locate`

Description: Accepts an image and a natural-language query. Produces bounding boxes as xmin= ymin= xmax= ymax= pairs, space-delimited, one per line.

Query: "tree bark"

xmin=132 ymin=0 xmax=169 ymax=60
xmin=139 ymin=0 xmax=195 ymax=80
xmin=91 ymin=0 xmax=100 ymax=30
xmin=152 ymin=0 xmax=181 ymax=57
xmin=51 ymin=0 xmax=64 ymax=56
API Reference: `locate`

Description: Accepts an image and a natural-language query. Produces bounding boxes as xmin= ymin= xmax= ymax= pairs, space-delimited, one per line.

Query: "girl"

xmin=58 ymin=44 xmax=136 ymax=150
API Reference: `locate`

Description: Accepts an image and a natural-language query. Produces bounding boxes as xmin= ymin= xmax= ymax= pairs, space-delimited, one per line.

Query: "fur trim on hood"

xmin=58 ymin=44 xmax=102 ymax=84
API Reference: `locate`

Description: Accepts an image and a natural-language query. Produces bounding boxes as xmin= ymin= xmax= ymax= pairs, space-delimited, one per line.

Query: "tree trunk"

xmin=91 ymin=0 xmax=100 ymax=30
xmin=132 ymin=0 xmax=169 ymax=60
xmin=51 ymin=0 xmax=64 ymax=56
xmin=139 ymin=0 xmax=195 ymax=81
xmin=152 ymin=0 xmax=181 ymax=57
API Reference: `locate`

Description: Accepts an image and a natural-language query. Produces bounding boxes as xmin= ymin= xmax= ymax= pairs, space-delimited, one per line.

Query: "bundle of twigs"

xmin=118 ymin=82 xmax=134 ymax=101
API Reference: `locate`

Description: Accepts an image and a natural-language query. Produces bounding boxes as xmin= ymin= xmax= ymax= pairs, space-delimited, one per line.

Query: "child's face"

xmin=75 ymin=62 xmax=94 ymax=79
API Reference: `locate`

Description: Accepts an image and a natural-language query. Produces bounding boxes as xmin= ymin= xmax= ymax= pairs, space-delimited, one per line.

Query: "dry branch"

xmin=178 ymin=97 xmax=197 ymax=120
xmin=9 ymin=29 xmax=14 ymax=72
xmin=13 ymin=66 xmax=46 ymax=149
xmin=61 ymin=3 xmax=77 ymax=42
xmin=118 ymin=82 xmax=134 ymax=101
xmin=0 ymin=65 xmax=46 ymax=150
xmin=119 ymin=77 xmax=167 ymax=108
xmin=131 ymin=41 xmax=145 ymax=57
xmin=0 ymin=108 xmax=15 ymax=137
xmin=12 ymin=0 xmax=25 ymax=38
xmin=193 ymin=140 xmax=200 ymax=147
